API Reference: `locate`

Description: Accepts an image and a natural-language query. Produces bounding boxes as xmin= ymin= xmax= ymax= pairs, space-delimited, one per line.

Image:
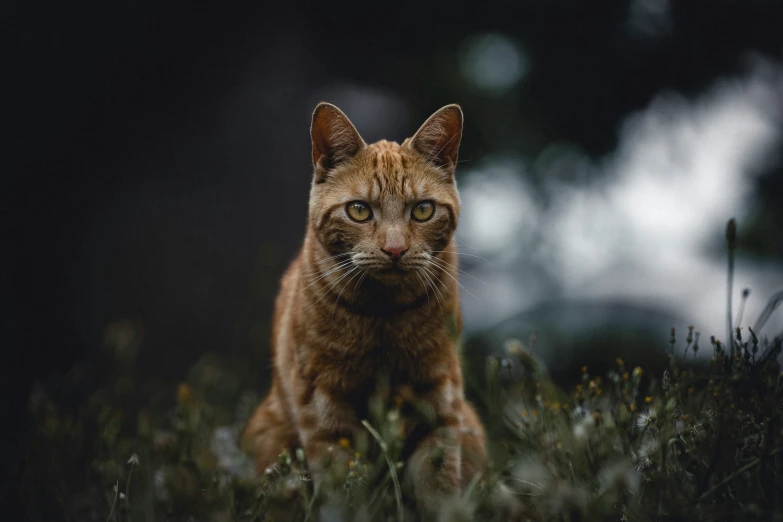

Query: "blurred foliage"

xmin=22 ymin=315 xmax=783 ymax=521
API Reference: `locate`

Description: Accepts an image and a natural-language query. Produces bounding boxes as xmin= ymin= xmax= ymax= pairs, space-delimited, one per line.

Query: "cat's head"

xmin=308 ymin=102 xmax=462 ymax=284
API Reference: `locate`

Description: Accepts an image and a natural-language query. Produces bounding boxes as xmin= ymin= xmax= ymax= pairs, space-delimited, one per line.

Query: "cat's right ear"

xmin=311 ymin=102 xmax=366 ymax=182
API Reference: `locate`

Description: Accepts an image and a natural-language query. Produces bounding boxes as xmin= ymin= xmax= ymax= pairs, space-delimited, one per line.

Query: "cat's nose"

xmin=382 ymin=246 xmax=408 ymax=261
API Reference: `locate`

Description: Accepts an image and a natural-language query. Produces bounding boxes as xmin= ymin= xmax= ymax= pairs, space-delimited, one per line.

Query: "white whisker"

xmin=418 ymin=269 xmax=438 ymax=310
xmin=453 ymin=238 xmax=479 ymax=251
xmin=426 ymin=260 xmax=480 ymax=301
xmin=419 ymin=267 xmax=445 ymax=311
xmin=427 ymin=272 xmax=445 ymax=311
xmin=354 ymin=270 xmax=369 ymax=295
xmin=420 ymin=265 xmax=449 ymax=295
xmin=301 ymin=252 xmax=356 ymax=271
xmin=429 ymin=256 xmax=489 ymax=286
xmin=429 ymin=251 xmax=488 ymax=261
xmin=332 ymin=268 xmax=365 ymax=316
xmin=303 ymin=266 xmax=359 ymax=312
xmin=304 ymin=258 xmax=354 ymax=279
xmin=297 ymin=259 xmax=355 ymax=297
xmin=415 ymin=270 xmax=431 ymax=306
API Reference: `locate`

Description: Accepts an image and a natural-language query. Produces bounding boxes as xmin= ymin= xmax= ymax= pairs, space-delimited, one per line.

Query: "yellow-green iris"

xmin=346 ymin=201 xmax=372 ymax=222
xmin=411 ymin=201 xmax=435 ymax=221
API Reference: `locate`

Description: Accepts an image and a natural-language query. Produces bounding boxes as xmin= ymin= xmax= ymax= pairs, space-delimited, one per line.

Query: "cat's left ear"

xmin=407 ymin=104 xmax=463 ymax=176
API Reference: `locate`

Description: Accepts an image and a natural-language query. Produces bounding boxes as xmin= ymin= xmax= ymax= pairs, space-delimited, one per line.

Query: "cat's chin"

xmin=366 ymin=266 xmax=412 ymax=285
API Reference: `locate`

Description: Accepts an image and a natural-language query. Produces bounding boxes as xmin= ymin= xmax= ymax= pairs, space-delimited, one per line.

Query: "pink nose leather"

xmin=382 ymin=246 xmax=407 ymax=261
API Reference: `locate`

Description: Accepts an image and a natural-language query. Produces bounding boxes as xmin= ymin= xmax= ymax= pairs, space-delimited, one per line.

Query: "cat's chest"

xmin=295 ymin=302 xmax=455 ymax=396
xmin=326 ymin=315 xmax=447 ymax=383
xmin=351 ymin=311 xmax=444 ymax=355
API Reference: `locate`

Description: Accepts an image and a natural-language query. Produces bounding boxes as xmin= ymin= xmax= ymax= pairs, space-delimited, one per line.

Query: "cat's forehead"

xmin=349 ymin=139 xmax=443 ymax=200
xmin=366 ymin=140 xmax=408 ymax=172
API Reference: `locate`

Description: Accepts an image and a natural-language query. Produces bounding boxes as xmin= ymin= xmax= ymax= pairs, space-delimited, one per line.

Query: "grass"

xmin=20 ymin=220 xmax=783 ymax=521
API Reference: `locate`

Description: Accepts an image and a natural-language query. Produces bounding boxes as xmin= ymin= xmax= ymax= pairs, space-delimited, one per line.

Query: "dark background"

xmin=6 ymin=0 xmax=783 ymax=518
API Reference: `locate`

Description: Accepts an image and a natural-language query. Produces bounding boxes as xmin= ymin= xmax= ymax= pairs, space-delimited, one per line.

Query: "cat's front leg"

xmin=241 ymin=382 xmax=300 ymax=474
xmin=405 ymin=421 xmax=463 ymax=516
xmin=300 ymin=427 xmax=354 ymax=482
xmin=296 ymin=388 xmax=358 ymax=488
xmin=403 ymin=378 xmax=467 ymax=515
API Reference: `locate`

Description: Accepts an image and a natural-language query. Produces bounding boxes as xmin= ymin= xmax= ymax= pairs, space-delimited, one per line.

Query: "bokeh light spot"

xmin=459 ymin=33 xmax=529 ymax=94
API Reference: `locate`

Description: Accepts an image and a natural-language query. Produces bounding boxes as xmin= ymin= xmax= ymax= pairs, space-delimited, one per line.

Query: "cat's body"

xmin=242 ymin=103 xmax=487 ymax=514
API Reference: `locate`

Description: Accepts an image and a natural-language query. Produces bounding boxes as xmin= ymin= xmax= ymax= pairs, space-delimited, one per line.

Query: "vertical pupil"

xmin=352 ymin=203 xmax=366 ymax=219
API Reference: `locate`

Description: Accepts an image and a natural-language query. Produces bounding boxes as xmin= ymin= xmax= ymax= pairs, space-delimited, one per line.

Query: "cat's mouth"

xmin=365 ymin=263 xmax=413 ymax=283
xmin=351 ymin=255 xmax=419 ymax=282
xmin=377 ymin=266 xmax=408 ymax=275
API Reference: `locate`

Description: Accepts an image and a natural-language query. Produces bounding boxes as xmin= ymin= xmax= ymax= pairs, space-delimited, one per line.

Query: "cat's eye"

xmin=346 ymin=201 xmax=372 ymax=222
xmin=411 ymin=201 xmax=435 ymax=222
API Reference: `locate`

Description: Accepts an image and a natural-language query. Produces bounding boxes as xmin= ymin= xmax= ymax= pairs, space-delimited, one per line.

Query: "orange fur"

xmin=241 ymin=102 xmax=487 ymax=515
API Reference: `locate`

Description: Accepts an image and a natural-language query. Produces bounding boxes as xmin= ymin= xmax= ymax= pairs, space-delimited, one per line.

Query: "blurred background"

xmin=5 ymin=0 xmax=783 ymax=515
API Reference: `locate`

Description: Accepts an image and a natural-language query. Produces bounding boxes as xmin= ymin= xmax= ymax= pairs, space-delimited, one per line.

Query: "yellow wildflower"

xmin=177 ymin=383 xmax=192 ymax=403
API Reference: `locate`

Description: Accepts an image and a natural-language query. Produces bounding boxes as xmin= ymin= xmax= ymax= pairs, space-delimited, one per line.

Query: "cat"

xmin=241 ymin=102 xmax=487 ymax=516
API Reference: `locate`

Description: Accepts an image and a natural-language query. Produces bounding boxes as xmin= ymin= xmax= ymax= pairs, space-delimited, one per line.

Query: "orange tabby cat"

xmin=242 ymin=102 xmax=487 ymax=514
